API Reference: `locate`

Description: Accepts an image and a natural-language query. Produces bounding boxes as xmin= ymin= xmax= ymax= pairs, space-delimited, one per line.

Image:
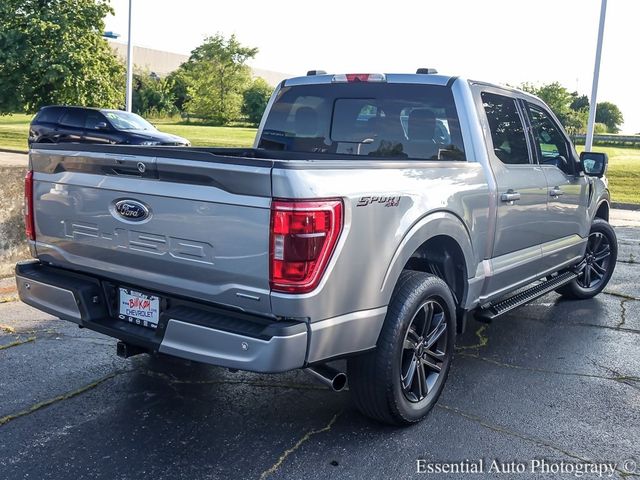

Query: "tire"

xmin=347 ymin=271 xmax=457 ymax=426
xmin=556 ymin=218 xmax=617 ymax=299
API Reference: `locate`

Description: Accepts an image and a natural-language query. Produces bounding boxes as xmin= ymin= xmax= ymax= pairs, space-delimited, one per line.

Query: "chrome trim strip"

xmin=540 ymin=234 xmax=585 ymax=256
xmin=491 ymin=244 xmax=542 ymax=275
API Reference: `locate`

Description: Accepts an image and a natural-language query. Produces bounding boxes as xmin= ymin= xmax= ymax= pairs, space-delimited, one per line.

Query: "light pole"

xmin=125 ymin=0 xmax=133 ymax=112
xmin=585 ymin=0 xmax=607 ymax=152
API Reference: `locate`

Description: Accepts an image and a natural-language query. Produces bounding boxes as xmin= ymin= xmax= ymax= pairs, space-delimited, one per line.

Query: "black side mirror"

xmin=95 ymin=122 xmax=108 ymax=130
xmin=580 ymin=151 xmax=608 ymax=177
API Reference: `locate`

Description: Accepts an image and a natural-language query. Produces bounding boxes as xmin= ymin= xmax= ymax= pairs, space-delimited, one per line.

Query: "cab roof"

xmin=283 ymin=73 xmax=457 ymax=87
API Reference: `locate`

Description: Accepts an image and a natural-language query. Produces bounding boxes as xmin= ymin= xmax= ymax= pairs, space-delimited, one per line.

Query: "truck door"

xmin=523 ymin=100 xmax=589 ymax=270
xmin=479 ymin=90 xmax=549 ymax=298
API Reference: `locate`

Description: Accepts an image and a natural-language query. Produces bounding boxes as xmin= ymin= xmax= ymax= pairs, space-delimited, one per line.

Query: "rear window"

xmin=35 ymin=107 xmax=63 ymax=124
xmin=258 ymin=83 xmax=465 ymax=161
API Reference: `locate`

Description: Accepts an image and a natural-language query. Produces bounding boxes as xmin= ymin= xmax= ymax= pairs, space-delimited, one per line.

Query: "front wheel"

xmin=557 ymin=218 xmax=617 ymax=299
xmin=347 ymin=271 xmax=457 ymax=425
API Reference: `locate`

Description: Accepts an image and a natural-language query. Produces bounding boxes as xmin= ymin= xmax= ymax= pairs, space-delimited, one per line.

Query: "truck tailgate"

xmin=30 ymin=147 xmax=274 ymax=315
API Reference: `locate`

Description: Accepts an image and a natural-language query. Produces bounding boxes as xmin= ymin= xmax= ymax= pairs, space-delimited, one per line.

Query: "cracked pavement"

xmin=0 ymin=212 xmax=638 ymax=479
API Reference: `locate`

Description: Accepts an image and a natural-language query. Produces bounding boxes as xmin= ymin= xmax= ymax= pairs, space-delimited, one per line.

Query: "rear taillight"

xmin=270 ymin=199 xmax=343 ymax=293
xmin=24 ymin=170 xmax=35 ymax=241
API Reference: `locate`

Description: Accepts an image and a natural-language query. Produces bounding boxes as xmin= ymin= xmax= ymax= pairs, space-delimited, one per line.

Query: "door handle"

xmin=500 ymin=191 xmax=521 ymax=203
xmin=549 ymin=187 xmax=564 ymax=197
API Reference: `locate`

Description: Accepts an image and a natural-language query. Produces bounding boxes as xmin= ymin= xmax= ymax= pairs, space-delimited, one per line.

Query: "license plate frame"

xmin=118 ymin=287 xmax=160 ymax=329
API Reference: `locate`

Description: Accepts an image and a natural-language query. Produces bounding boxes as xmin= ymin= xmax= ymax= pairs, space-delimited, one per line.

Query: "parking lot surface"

xmin=0 ymin=212 xmax=638 ymax=479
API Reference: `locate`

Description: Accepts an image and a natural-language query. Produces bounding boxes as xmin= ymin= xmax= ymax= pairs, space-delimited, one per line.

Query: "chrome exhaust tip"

xmin=305 ymin=364 xmax=347 ymax=391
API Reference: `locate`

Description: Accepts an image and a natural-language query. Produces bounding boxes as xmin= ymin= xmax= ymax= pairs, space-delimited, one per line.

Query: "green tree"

xmin=595 ymin=101 xmax=624 ymax=133
xmin=182 ymin=34 xmax=258 ymax=124
xmin=132 ymin=69 xmax=177 ymax=117
xmin=166 ymin=69 xmax=189 ymax=113
xmin=570 ymin=93 xmax=589 ymax=112
xmin=242 ymin=77 xmax=273 ymax=125
xmin=593 ymin=122 xmax=608 ymax=134
xmin=0 ymin=0 xmax=125 ymax=113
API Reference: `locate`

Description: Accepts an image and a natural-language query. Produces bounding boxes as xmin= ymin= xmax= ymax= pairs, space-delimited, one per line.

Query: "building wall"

xmin=109 ymin=41 xmax=291 ymax=86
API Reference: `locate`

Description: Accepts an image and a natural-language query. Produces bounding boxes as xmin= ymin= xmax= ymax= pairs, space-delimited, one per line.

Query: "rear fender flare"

xmin=380 ymin=211 xmax=475 ymax=305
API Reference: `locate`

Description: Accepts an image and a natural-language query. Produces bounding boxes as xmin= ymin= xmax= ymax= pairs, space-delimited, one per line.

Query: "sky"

xmin=105 ymin=0 xmax=639 ymax=133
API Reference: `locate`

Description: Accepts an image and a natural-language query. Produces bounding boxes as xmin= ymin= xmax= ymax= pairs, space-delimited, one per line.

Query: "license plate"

xmin=118 ymin=288 xmax=160 ymax=329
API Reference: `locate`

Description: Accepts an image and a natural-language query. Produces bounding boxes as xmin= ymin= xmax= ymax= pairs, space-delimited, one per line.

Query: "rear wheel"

xmin=557 ymin=218 xmax=617 ymax=299
xmin=347 ymin=271 xmax=456 ymax=425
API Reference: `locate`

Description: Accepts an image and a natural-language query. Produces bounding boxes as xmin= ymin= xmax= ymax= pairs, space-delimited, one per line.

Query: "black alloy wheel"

xmin=400 ymin=299 xmax=449 ymax=403
xmin=576 ymin=231 xmax=612 ymax=289
xmin=347 ymin=271 xmax=456 ymax=425
xmin=557 ymin=218 xmax=617 ymax=299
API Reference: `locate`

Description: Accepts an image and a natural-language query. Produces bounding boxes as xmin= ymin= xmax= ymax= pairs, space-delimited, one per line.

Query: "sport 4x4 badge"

xmin=356 ymin=196 xmax=401 ymax=207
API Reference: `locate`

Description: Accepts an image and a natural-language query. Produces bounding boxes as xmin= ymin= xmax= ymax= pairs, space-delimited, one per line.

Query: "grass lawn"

xmin=0 ymin=113 xmax=637 ymax=203
xmin=153 ymin=119 xmax=256 ymax=148
xmin=576 ymin=145 xmax=640 ymax=205
xmin=0 ymin=114 xmax=32 ymax=151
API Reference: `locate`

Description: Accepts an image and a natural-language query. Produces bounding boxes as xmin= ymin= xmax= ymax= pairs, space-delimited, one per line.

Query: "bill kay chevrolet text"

xmin=17 ymin=70 xmax=617 ymax=425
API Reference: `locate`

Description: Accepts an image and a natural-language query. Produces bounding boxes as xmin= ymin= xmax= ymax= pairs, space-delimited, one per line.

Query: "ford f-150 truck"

xmin=16 ymin=70 xmax=617 ymax=425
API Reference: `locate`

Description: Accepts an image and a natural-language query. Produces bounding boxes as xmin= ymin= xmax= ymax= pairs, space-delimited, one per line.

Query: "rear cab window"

xmin=258 ymin=83 xmax=466 ymax=161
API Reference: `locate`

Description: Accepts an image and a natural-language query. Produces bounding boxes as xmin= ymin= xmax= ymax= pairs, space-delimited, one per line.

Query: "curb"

xmin=611 ymin=202 xmax=640 ymax=211
xmin=0 ymin=148 xmax=28 ymax=155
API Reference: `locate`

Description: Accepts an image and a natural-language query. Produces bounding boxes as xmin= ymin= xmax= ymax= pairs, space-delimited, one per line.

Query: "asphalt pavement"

xmin=0 ymin=213 xmax=638 ymax=479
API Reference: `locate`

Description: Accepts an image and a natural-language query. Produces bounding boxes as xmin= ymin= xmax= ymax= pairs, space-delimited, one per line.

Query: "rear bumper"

xmin=15 ymin=261 xmax=307 ymax=373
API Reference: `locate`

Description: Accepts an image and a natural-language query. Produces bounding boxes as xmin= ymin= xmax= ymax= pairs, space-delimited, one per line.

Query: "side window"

xmin=59 ymin=109 xmax=87 ymax=128
xmin=85 ymin=112 xmax=107 ymax=130
xmin=36 ymin=107 xmax=63 ymax=124
xmin=526 ymin=103 xmax=573 ymax=174
xmin=481 ymin=92 xmax=530 ymax=165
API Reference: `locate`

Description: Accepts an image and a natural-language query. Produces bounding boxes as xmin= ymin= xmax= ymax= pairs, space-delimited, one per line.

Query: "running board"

xmin=476 ymin=271 xmax=577 ymax=322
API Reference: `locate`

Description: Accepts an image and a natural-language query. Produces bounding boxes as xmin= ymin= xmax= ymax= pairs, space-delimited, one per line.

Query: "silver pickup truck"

xmin=16 ymin=71 xmax=617 ymax=425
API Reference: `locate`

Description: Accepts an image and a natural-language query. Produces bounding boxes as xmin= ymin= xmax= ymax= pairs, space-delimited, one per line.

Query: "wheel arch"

xmin=381 ymin=211 xmax=475 ymax=319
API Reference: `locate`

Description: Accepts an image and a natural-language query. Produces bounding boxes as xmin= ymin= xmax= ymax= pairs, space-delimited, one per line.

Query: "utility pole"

xmin=585 ymin=0 xmax=607 ymax=152
xmin=125 ymin=0 xmax=133 ymax=112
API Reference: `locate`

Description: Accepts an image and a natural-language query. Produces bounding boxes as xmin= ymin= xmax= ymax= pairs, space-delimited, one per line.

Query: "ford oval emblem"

xmin=114 ymin=199 xmax=150 ymax=222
